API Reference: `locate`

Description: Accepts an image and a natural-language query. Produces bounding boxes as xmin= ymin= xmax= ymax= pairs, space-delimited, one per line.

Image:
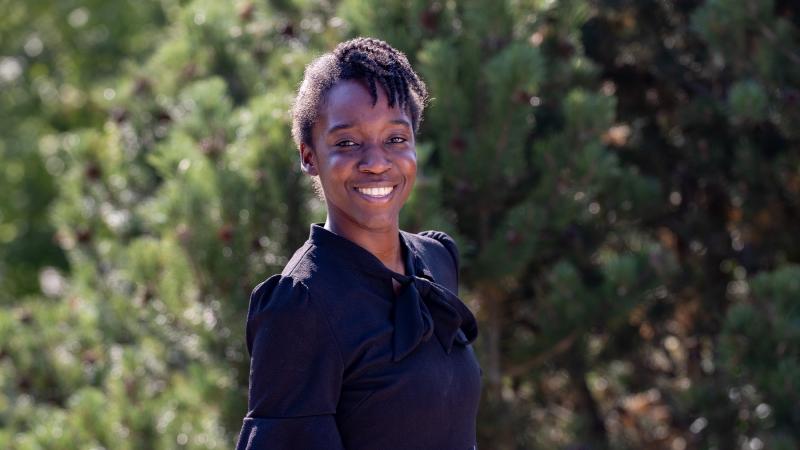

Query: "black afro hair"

xmin=291 ymin=37 xmax=428 ymax=149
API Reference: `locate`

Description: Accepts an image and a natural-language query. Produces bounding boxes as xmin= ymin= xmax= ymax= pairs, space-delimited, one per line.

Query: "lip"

xmin=351 ymin=182 xmax=401 ymax=204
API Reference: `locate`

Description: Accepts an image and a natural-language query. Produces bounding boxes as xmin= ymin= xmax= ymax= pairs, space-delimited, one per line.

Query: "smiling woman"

xmin=302 ymin=79 xmax=418 ymax=244
xmin=236 ymin=37 xmax=482 ymax=450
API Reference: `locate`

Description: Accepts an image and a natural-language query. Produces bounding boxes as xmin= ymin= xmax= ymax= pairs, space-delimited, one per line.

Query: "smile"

xmin=354 ymin=185 xmax=397 ymax=201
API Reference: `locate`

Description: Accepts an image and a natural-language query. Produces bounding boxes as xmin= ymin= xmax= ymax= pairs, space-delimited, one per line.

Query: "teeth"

xmin=357 ymin=186 xmax=394 ymax=197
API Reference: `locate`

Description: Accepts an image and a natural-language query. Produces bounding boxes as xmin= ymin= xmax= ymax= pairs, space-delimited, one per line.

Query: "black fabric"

xmin=236 ymin=224 xmax=482 ymax=450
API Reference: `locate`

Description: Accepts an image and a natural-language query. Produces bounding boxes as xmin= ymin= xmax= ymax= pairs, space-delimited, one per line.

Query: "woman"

xmin=236 ymin=37 xmax=482 ymax=450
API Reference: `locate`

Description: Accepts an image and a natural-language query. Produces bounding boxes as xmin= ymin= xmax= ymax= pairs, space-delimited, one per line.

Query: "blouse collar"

xmin=307 ymin=223 xmax=432 ymax=281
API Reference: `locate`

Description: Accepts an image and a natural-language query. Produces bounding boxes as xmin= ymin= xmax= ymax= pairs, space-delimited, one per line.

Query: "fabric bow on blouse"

xmin=391 ymin=273 xmax=478 ymax=362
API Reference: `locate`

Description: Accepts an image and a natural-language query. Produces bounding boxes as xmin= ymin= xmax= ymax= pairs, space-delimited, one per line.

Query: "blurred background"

xmin=1 ymin=0 xmax=799 ymax=449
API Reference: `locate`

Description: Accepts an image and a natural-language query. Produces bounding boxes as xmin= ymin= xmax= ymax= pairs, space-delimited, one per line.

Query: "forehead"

xmin=316 ymin=79 xmax=411 ymax=131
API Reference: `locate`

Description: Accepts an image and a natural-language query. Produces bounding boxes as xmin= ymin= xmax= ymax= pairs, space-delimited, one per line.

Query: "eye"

xmin=335 ymin=140 xmax=358 ymax=148
xmin=387 ymin=136 xmax=407 ymax=144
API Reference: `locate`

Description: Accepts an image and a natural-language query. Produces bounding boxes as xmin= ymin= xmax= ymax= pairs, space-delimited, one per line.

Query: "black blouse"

xmin=236 ymin=224 xmax=482 ymax=450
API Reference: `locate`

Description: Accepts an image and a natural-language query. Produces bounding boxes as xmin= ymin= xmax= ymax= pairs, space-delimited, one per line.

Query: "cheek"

xmin=399 ymin=151 xmax=418 ymax=181
xmin=319 ymin=153 xmax=353 ymax=180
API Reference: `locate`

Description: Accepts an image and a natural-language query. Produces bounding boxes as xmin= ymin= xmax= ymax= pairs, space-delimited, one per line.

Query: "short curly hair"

xmin=291 ymin=37 xmax=428 ymax=149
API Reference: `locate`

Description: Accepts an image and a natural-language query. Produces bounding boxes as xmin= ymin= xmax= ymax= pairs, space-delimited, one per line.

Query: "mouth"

xmin=353 ymin=184 xmax=398 ymax=202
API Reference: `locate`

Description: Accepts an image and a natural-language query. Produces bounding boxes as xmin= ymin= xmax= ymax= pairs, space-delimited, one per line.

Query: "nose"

xmin=358 ymin=142 xmax=391 ymax=174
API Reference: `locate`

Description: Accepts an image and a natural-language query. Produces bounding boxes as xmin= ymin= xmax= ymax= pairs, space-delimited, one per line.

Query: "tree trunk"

xmin=568 ymin=344 xmax=609 ymax=450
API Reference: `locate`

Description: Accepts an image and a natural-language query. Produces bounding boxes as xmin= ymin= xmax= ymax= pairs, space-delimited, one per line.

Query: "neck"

xmin=324 ymin=216 xmax=405 ymax=275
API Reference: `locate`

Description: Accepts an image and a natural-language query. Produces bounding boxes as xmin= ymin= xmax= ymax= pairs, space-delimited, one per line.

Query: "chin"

xmin=354 ymin=213 xmax=400 ymax=232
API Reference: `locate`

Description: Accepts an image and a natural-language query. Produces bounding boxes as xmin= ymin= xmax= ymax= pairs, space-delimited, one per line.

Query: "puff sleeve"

xmin=418 ymin=230 xmax=461 ymax=289
xmin=418 ymin=231 xmax=459 ymax=266
xmin=236 ymin=275 xmax=345 ymax=450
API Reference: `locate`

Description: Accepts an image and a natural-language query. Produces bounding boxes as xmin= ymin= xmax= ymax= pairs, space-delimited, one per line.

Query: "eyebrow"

xmin=325 ymin=119 xmax=412 ymax=135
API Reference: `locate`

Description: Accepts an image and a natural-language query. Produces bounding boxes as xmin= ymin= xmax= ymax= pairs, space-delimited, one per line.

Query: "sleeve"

xmin=418 ymin=230 xmax=461 ymax=288
xmin=236 ymin=275 xmax=345 ymax=450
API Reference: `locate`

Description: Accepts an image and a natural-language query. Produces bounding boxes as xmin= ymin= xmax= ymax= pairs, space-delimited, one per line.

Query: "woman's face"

xmin=301 ymin=79 xmax=417 ymax=234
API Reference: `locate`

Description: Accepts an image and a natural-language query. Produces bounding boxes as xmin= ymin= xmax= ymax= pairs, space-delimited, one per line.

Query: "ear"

xmin=299 ymin=142 xmax=318 ymax=176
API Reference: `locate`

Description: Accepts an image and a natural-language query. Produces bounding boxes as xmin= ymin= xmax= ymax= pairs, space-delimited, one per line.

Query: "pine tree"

xmin=582 ymin=1 xmax=800 ymax=448
xmin=340 ymin=0 xmax=800 ymax=448
xmin=2 ymin=1 xmax=339 ymax=447
xmin=339 ymin=0 xmax=669 ymax=447
xmin=0 ymin=0 xmax=168 ymax=303
xmin=3 ymin=1 xmax=799 ymax=449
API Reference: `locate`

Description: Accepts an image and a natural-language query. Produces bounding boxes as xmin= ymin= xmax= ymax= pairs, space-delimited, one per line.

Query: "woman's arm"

xmin=237 ymin=275 xmax=345 ymax=450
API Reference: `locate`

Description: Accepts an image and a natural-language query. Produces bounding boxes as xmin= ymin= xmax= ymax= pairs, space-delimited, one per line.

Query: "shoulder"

xmin=404 ymin=230 xmax=461 ymax=292
xmin=251 ymin=239 xmax=325 ymax=302
xmin=417 ymin=230 xmax=460 ymax=267
xmin=246 ymin=275 xmax=307 ymax=342
xmin=248 ymin=274 xmax=310 ymax=320
xmin=245 ymin=273 xmax=336 ymax=358
xmin=279 ymin=240 xmax=318 ymax=280
xmin=405 ymin=230 xmax=460 ymax=270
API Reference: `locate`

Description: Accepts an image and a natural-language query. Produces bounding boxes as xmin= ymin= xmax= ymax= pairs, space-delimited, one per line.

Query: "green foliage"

xmin=728 ymin=80 xmax=769 ymax=122
xmin=2 ymin=0 xmax=800 ymax=449
xmin=719 ymin=266 xmax=800 ymax=446
xmin=2 ymin=0 xmax=326 ymax=447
